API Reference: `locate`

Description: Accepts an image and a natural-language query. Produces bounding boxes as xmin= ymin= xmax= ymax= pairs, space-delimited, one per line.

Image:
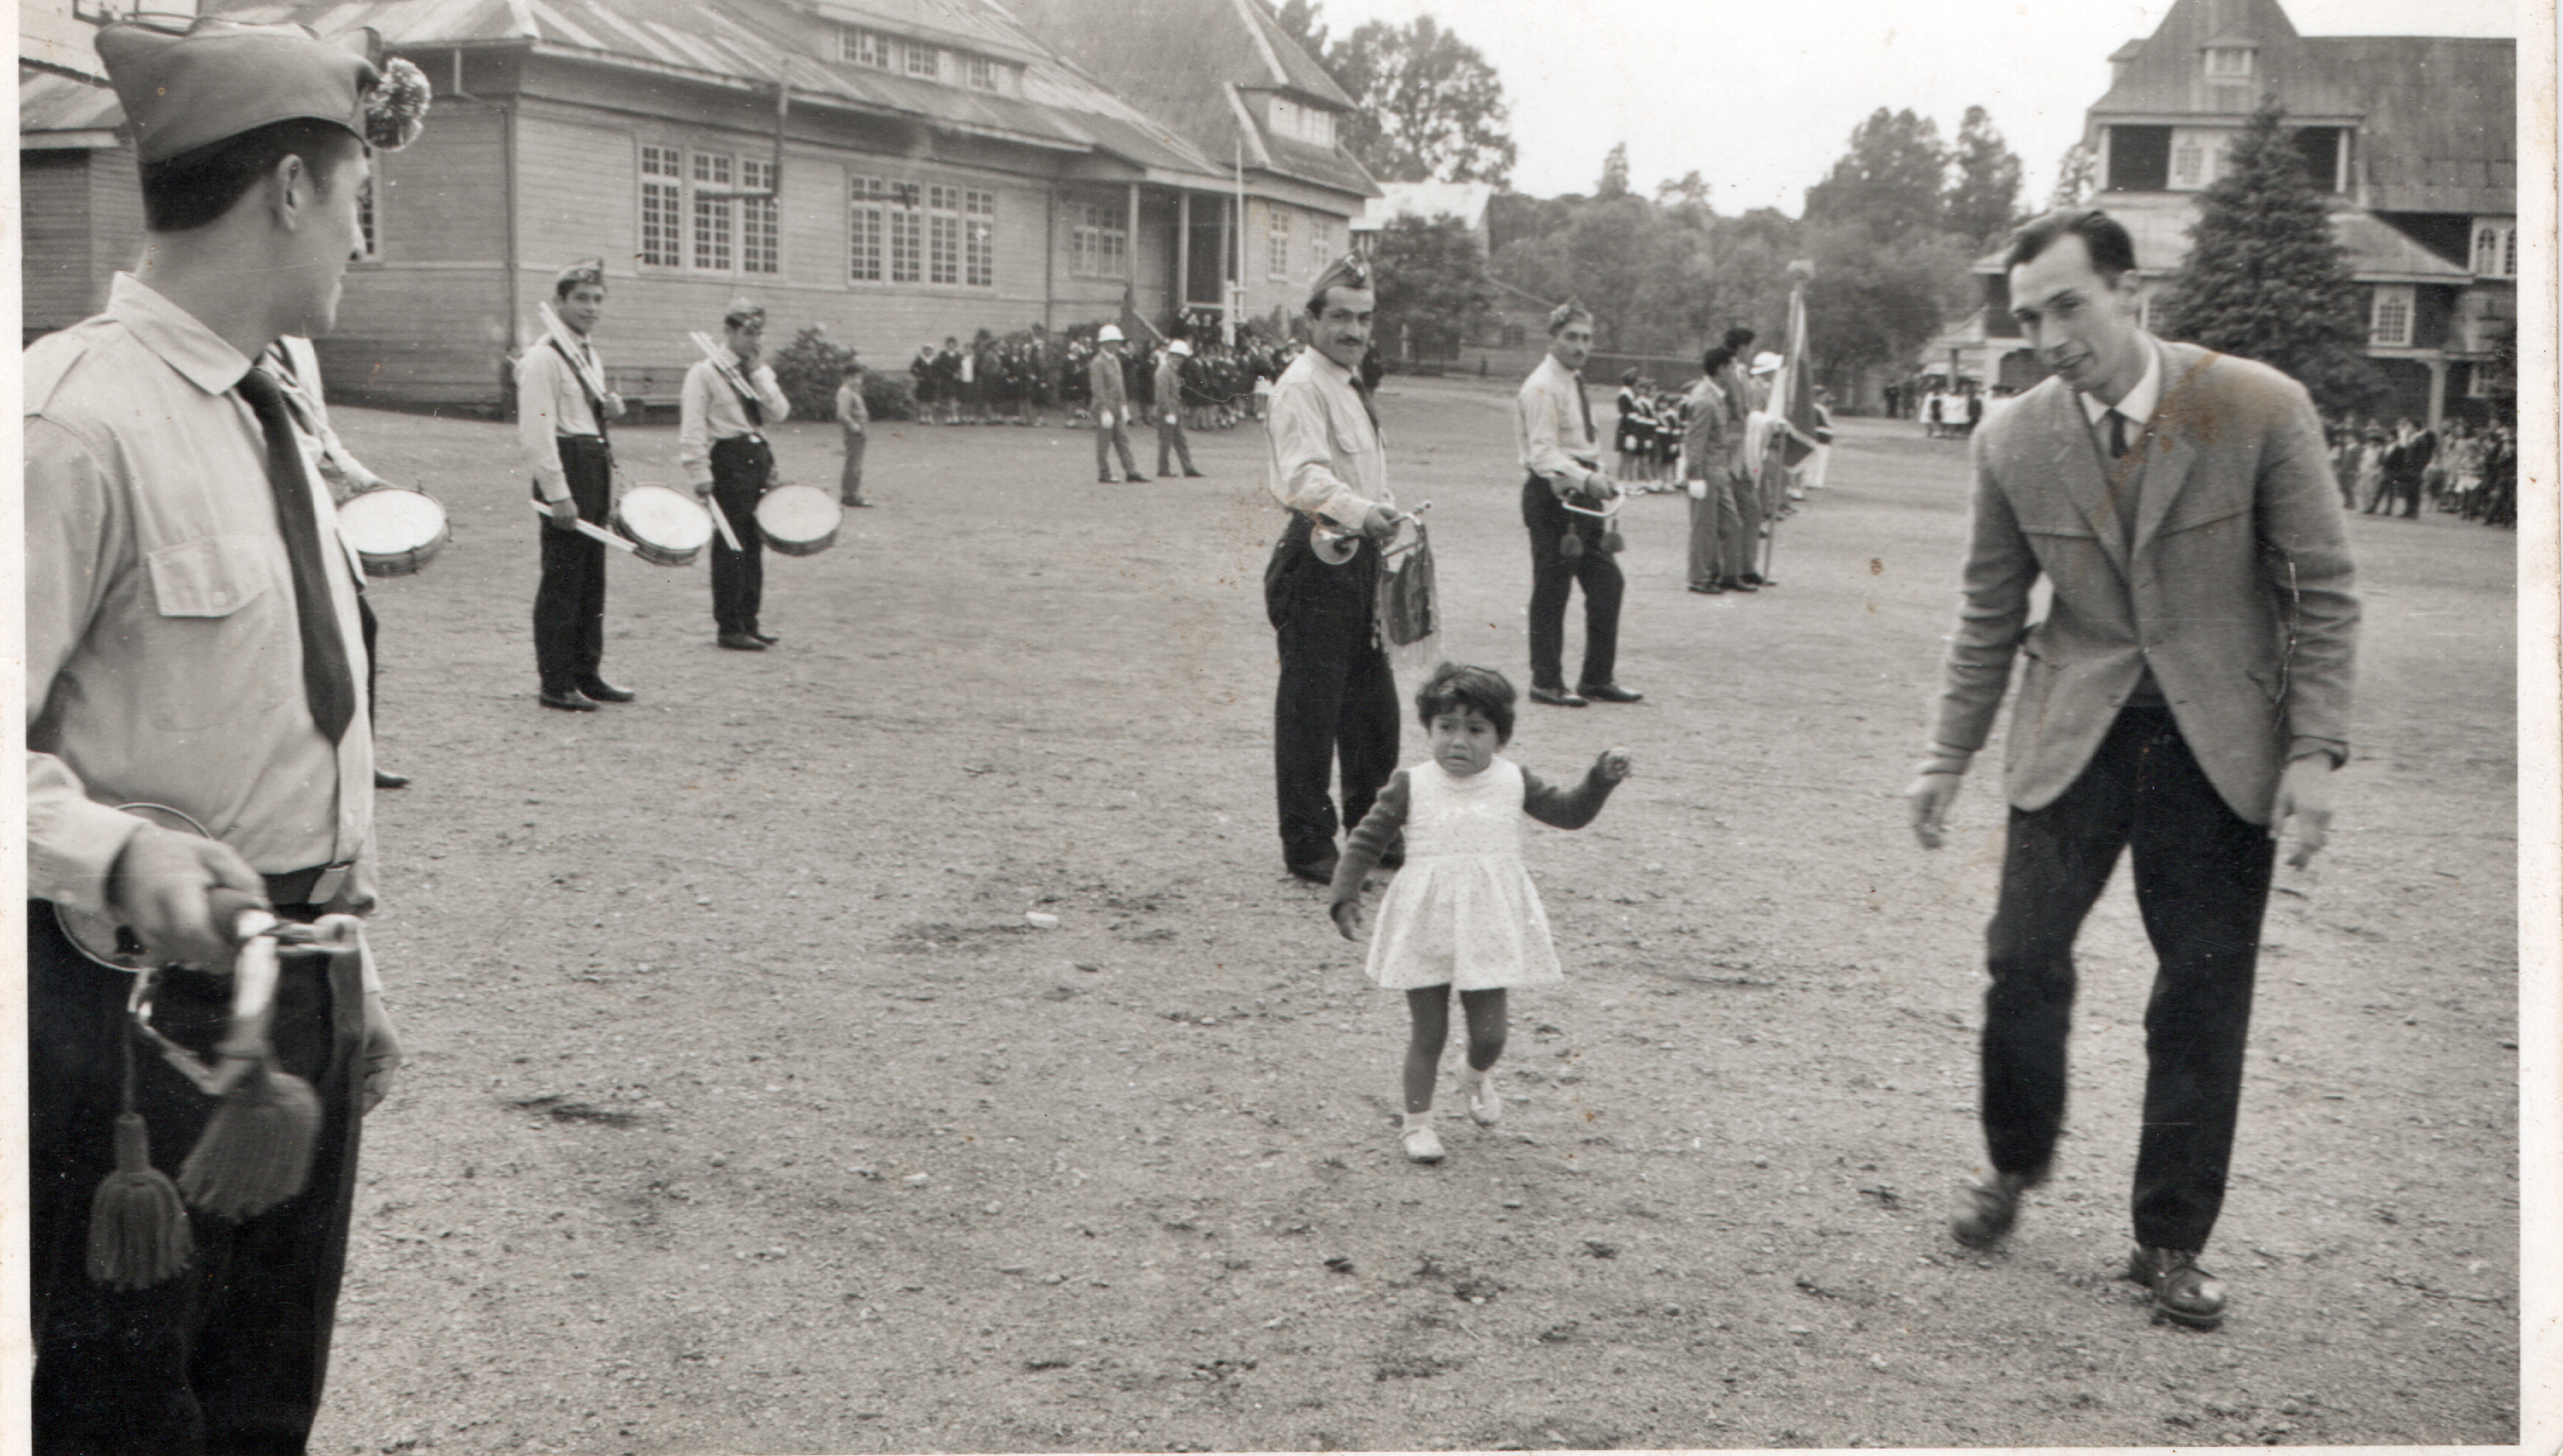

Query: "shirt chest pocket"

xmin=143 ymin=535 xmax=297 ymax=730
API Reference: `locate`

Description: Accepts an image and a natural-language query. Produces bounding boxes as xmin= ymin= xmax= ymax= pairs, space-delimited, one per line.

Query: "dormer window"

xmin=905 ymin=42 xmax=940 ymax=79
xmin=1263 ymin=95 xmax=1336 ymax=147
xmin=2204 ymin=44 xmax=2254 ymax=79
xmin=840 ymin=27 xmax=890 ymax=68
xmin=964 ymin=55 xmax=997 ymax=91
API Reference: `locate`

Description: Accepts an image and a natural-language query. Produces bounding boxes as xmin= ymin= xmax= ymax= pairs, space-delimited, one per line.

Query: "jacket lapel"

xmin=2130 ymin=339 xmax=2208 ymax=560
xmin=2045 ymin=382 xmax=2130 ymax=581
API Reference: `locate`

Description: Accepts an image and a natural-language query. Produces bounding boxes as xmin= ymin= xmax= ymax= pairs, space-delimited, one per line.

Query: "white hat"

xmin=1169 ymin=338 xmax=1193 ymax=357
xmin=1098 ymin=324 xmax=1125 ymax=343
xmin=1750 ymin=351 xmax=1782 ymax=376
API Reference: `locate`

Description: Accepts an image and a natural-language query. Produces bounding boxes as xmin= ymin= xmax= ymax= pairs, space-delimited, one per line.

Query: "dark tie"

xmin=1574 ymin=375 xmax=1597 ymax=446
xmin=236 ymin=368 xmax=358 ymax=744
xmin=1350 ymin=375 xmax=1379 ymax=430
xmin=2108 ymin=408 xmax=2129 ymax=461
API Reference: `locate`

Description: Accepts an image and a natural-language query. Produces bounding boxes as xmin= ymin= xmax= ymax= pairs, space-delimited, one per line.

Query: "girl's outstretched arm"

xmin=1521 ymin=750 xmax=1632 ymax=829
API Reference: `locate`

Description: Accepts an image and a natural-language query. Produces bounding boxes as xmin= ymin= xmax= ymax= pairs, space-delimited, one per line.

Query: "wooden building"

xmin=17 ymin=0 xmax=1367 ymax=411
xmin=1955 ymin=0 xmax=2515 ymax=427
xmin=1001 ymin=0 xmax=1377 ymax=332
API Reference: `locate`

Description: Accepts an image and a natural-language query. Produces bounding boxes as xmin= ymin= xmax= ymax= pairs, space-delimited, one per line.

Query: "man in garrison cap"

xmin=679 ymin=298 xmax=793 ymax=651
xmin=23 ymin=16 xmax=424 ymax=1448
xmin=1262 ymin=254 xmax=1404 ymax=884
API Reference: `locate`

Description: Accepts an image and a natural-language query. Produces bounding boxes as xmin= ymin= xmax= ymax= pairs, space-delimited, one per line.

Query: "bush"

xmin=768 ymin=325 xmax=917 ymax=422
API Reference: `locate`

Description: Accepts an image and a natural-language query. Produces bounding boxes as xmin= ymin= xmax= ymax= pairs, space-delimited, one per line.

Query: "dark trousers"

xmin=1095 ymin=418 xmax=1138 ymax=479
xmin=1520 ymin=473 xmax=1623 ymax=691
xmin=1978 ymin=706 xmax=2276 ymax=1252
xmin=28 ymin=905 xmax=365 ymax=1455
xmin=1266 ymin=518 xmax=1399 ymax=864
xmin=1156 ymin=418 xmax=1197 ymax=476
xmin=532 ymin=435 xmax=611 ymax=693
xmin=707 ymin=436 xmax=773 ymax=637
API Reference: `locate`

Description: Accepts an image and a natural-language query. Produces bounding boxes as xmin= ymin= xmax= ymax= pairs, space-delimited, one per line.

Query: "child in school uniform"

xmin=835 ymin=361 xmax=871 ymax=507
xmin=1328 ymin=662 xmax=1632 ymax=1163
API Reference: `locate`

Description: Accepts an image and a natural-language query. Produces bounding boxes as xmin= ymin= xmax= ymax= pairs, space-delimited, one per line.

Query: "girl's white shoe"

xmin=1464 ymin=1076 xmax=1502 ymax=1127
xmin=1402 ymin=1123 xmax=1447 ymax=1163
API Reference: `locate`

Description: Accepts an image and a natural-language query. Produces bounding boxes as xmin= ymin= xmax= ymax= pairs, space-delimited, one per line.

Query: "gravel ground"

xmin=304 ymin=380 xmax=2518 ymax=1454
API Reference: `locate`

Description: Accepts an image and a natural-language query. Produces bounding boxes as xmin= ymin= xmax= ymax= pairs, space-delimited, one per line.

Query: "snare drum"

xmin=336 ymin=488 xmax=449 ymax=577
xmin=614 ymin=484 xmax=714 ymax=567
xmin=754 ymin=483 xmax=842 ymax=556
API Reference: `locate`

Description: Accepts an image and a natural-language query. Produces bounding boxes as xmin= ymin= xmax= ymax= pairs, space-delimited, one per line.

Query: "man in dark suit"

xmin=1904 ymin=210 xmax=2359 ymax=1331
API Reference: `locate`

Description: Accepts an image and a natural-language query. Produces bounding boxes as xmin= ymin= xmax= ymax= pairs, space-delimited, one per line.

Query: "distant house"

xmin=1350 ymin=180 xmax=1495 ymax=255
xmin=1954 ymin=0 xmax=2515 ymax=426
xmin=16 ymin=0 xmax=1321 ymax=409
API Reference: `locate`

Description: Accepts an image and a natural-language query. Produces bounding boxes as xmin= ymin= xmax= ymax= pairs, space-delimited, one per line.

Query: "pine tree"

xmin=2158 ymin=102 xmax=2379 ymax=415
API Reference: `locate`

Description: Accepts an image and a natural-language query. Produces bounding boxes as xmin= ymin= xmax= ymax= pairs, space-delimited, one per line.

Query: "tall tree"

xmin=1944 ymin=105 xmax=2024 ymax=245
xmin=1328 ymin=18 xmax=1516 ymax=187
xmin=1369 ymin=214 xmax=1494 ymax=361
xmin=1595 ymin=142 xmax=1631 ymax=200
xmin=2050 ymin=142 xmax=2098 ymax=209
xmin=1802 ymin=108 xmax=1947 ymax=240
xmin=2158 ymin=102 xmax=2380 ymax=415
xmin=1268 ymin=0 xmax=1328 ymax=60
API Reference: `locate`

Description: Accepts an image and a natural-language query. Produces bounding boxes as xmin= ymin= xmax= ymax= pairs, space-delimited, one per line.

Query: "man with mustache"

xmin=1904 ymin=209 xmax=2360 ymax=1331
xmin=1263 ymin=256 xmax=1404 ymax=884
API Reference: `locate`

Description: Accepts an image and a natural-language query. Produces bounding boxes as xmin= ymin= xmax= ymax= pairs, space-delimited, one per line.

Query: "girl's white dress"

xmin=1365 ymin=758 xmax=1565 ymax=991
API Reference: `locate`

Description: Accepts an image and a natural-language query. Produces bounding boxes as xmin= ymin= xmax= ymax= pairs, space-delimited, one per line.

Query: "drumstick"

xmin=527 ymin=499 xmax=639 ymax=553
xmin=705 ymin=493 xmax=744 ymax=553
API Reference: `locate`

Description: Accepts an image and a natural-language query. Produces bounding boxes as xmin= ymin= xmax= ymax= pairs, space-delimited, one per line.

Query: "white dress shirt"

xmin=1263 ymin=347 xmax=1393 ymax=526
xmin=678 ymin=349 xmax=791 ymax=489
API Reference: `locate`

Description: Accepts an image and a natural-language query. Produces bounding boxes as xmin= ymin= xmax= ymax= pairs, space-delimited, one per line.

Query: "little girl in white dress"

xmin=1328 ymin=663 xmax=1632 ymax=1163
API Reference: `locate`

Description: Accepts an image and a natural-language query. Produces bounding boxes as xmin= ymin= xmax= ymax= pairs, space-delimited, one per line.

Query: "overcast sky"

xmin=1300 ymin=0 xmax=2524 ymax=215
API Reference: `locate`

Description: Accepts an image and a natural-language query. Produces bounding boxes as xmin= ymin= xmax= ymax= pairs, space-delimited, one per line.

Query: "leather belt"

xmin=264 ymin=861 xmax=353 ymax=908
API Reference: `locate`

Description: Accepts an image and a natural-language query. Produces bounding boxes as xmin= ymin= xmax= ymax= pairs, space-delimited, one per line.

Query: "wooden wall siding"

xmin=322 ymin=266 xmax=513 ymax=407
xmin=372 ymin=102 xmax=508 ymax=265
xmin=22 ymin=153 xmax=98 ymax=334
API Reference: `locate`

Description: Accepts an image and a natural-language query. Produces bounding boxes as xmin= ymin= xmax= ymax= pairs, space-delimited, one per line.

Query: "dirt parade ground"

xmin=302 ymin=377 xmax=2518 ymax=1454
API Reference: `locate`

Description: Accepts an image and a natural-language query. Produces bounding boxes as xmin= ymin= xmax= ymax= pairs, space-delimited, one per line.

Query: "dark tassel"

xmin=1559 ymin=530 xmax=1584 ymax=559
xmin=179 ymin=1058 xmax=320 ymax=1220
xmin=88 ymin=1112 xmax=194 ymax=1289
xmin=1602 ymin=530 xmax=1626 ymax=554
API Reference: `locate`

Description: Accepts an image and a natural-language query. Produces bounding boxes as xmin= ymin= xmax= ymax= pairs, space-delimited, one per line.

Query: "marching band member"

xmin=679 ymin=300 xmax=792 ymax=651
xmin=519 ymin=255 xmax=632 ymax=710
xmin=24 ymin=16 xmax=422 ymax=1444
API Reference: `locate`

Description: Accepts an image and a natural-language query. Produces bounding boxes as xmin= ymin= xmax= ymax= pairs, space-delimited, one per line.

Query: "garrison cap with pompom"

xmin=1303 ymin=254 xmax=1371 ymax=313
xmin=1547 ymin=299 xmax=1593 ymax=335
xmin=97 ymin=16 xmax=428 ymax=164
xmin=555 ymin=256 xmax=606 ymax=291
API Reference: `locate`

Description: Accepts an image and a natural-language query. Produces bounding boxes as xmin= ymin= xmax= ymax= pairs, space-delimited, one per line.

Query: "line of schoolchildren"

xmin=908 ymin=322 xmax=1294 ymax=430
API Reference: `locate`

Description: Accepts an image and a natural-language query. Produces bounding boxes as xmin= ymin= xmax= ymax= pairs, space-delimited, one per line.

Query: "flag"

xmin=1772 ymin=283 xmax=1823 ymax=469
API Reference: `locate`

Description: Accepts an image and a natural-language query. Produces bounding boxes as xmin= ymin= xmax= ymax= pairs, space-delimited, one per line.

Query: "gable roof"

xmin=193 ymin=0 xmax=1225 ymax=180
xmin=2090 ymin=0 xmax=2366 ymax=120
xmin=2311 ymin=35 xmax=2514 ymax=213
xmin=999 ymin=0 xmax=1373 ymax=200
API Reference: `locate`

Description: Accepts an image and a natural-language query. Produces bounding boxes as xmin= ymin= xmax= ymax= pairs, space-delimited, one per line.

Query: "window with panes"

xmin=1267 ymin=208 xmax=1291 ymax=279
xmin=640 ymin=145 xmax=684 ymax=267
xmin=1071 ymin=202 xmax=1127 ymax=278
xmin=691 ymin=152 xmax=734 ymax=271
xmin=740 ymin=158 xmax=777 ymax=275
xmin=965 ymin=190 xmax=995 ymax=287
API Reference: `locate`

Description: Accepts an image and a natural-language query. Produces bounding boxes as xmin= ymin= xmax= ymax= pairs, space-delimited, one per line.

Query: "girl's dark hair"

xmin=1415 ymin=661 xmax=1516 ymax=744
xmin=140 ymin=118 xmax=361 ymax=233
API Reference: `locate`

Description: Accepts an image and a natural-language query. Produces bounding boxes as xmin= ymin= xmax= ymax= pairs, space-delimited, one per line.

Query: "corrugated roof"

xmin=18 ymin=68 xmax=124 ymax=133
xmin=2329 ymin=208 xmax=2472 ymax=280
xmin=2311 ymin=36 xmax=2514 ymax=214
xmin=201 ymin=0 xmax=1225 ymax=177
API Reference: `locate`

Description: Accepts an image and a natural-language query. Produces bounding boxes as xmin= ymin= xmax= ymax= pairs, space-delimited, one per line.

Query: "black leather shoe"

xmin=1183 ymin=470 xmax=1207 ymax=478
xmin=1286 ymin=853 xmax=1340 ymax=885
xmin=1688 ymin=581 xmax=1725 ymax=595
xmin=1951 ymin=1171 xmax=2038 ymax=1248
xmin=717 ymin=632 xmax=768 ymax=651
xmin=539 ymin=688 xmax=601 ymax=712
xmin=1578 ymin=683 xmax=1643 ymax=704
xmin=2125 ymin=1245 xmax=2226 ymax=1330
xmin=373 ymin=768 xmax=411 ymax=789
xmin=1724 ymin=577 xmax=1758 ymax=593
xmin=1126 ymin=474 xmax=1149 ymax=483
xmin=1528 ymin=685 xmax=1588 ymax=708
xmin=749 ymin=629 xmax=779 ymax=645
xmin=578 ymin=679 xmax=636 ymax=702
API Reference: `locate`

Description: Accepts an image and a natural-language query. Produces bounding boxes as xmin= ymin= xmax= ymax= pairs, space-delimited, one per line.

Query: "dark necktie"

xmin=2108 ymin=409 xmax=2129 ymax=460
xmin=1574 ymin=375 xmax=1597 ymax=446
xmin=236 ymin=368 xmax=358 ymax=744
xmin=1350 ymin=375 xmax=1379 ymax=430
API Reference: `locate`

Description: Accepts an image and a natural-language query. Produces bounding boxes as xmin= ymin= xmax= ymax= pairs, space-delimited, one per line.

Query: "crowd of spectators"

xmin=2328 ymin=414 xmax=2515 ymax=528
xmin=905 ymin=315 xmax=1299 ymax=432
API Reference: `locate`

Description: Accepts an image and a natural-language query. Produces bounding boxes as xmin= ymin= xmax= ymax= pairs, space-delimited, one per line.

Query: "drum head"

xmin=619 ymin=485 xmax=714 ymax=553
xmin=755 ymin=484 xmax=840 ymax=551
xmin=338 ymin=489 xmax=446 ymax=553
